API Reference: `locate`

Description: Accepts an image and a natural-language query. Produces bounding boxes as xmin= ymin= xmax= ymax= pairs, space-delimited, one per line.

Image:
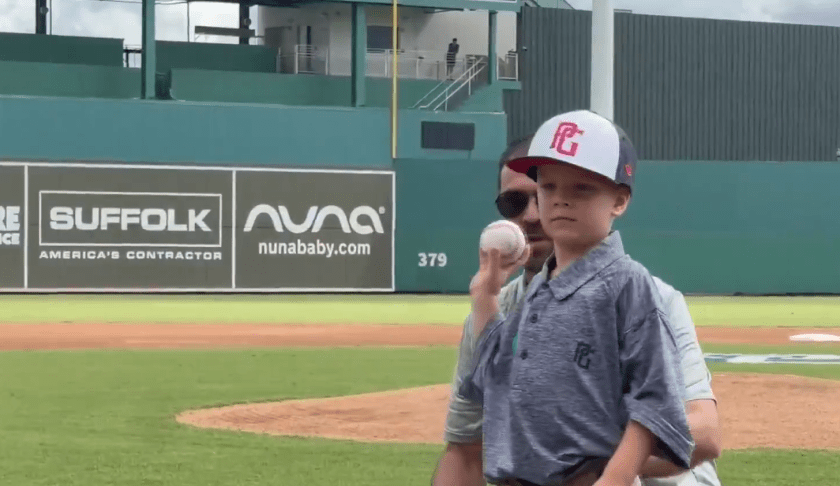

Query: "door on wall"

xmin=312 ymin=23 xmax=330 ymax=74
xmin=265 ymin=26 xmax=296 ymax=72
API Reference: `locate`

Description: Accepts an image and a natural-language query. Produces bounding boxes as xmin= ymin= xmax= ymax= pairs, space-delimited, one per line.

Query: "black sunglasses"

xmin=495 ymin=190 xmax=536 ymax=218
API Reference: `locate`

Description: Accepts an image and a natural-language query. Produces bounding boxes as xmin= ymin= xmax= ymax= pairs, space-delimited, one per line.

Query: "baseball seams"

xmin=479 ymin=220 xmax=527 ymax=260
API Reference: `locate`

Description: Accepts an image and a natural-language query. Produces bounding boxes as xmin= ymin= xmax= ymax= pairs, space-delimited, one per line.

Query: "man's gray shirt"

xmin=444 ymin=274 xmax=526 ymax=443
xmin=455 ymin=231 xmax=694 ymax=486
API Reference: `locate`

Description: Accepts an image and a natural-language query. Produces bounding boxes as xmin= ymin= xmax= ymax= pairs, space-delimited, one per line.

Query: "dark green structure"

xmin=502 ymin=7 xmax=840 ymax=294
xmin=507 ymin=8 xmax=840 ymax=162
xmin=617 ymin=160 xmax=840 ymax=295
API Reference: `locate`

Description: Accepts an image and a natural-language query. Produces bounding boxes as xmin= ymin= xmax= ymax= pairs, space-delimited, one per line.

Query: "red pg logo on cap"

xmin=550 ymin=122 xmax=585 ymax=157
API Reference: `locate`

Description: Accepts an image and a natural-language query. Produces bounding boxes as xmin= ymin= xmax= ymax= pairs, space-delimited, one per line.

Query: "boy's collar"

xmin=528 ymin=231 xmax=627 ymax=302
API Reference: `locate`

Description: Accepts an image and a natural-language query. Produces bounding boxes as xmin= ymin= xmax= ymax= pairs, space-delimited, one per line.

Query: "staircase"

xmin=412 ymin=56 xmax=489 ymax=112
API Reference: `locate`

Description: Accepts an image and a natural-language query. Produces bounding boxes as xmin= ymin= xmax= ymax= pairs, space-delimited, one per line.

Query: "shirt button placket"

xmin=522 ymin=307 xmax=539 ymax=360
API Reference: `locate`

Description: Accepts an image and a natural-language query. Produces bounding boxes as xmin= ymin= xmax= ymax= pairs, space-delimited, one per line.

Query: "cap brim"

xmin=506 ymin=155 xmax=633 ymax=191
xmin=506 ymin=155 xmax=577 ymax=181
xmin=507 ymin=155 xmax=565 ymax=180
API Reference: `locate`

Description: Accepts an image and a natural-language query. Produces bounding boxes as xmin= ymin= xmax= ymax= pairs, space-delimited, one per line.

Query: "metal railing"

xmin=274 ymin=46 xmax=471 ymax=80
xmin=411 ymin=78 xmax=450 ymax=109
xmin=124 ymin=45 xmax=142 ymax=68
xmin=418 ymin=58 xmax=488 ymax=112
xmin=498 ymin=52 xmax=519 ymax=81
xmin=367 ymin=49 xmax=469 ymax=80
xmin=277 ymin=45 xmax=330 ymax=75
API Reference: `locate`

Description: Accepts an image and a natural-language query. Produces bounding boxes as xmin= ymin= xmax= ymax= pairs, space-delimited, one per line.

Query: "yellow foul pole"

xmin=391 ymin=0 xmax=398 ymax=159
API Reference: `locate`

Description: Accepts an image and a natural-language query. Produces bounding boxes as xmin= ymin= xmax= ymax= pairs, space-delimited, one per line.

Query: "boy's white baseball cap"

xmin=506 ymin=110 xmax=638 ymax=191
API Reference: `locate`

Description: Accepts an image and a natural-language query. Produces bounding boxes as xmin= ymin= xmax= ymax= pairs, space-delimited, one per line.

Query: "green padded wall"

xmin=0 ymin=32 xmax=123 ymax=66
xmin=156 ymin=41 xmax=278 ymax=73
xmin=2 ymin=90 xmax=835 ymax=295
xmin=394 ymin=158 xmax=500 ymax=293
xmin=0 ymin=95 xmax=506 ymax=166
xmin=0 ymin=61 xmax=139 ymax=99
xmin=395 ymin=159 xmax=840 ymax=295
xmin=616 ymin=160 xmax=840 ymax=295
xmin=167 ymin=69 xmax=440 ymax=108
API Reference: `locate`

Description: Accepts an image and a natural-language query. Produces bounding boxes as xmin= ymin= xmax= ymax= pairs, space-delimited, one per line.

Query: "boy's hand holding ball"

xmin=470 ymin=220 xmax=531 ymax=338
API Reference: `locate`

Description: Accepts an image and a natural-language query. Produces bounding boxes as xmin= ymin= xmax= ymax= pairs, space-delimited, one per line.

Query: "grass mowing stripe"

xmin=686 ymin=296 xmax=840 ymax=327
xmin=2 ymin=294 xmax=840 ymax=326
xmin=0 ymin=295 xmax=472 ymax=325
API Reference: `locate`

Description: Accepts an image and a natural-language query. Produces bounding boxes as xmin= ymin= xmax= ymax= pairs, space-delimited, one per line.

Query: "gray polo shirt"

xmin=444 ymin=274 xmax=721 ymax=486
xmin=458 ymin=231 xmax=694 ymax=485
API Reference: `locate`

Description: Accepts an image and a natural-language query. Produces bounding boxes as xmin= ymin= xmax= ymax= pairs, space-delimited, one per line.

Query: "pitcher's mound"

xmin=177 ymin=373 xmax=840 ymax=450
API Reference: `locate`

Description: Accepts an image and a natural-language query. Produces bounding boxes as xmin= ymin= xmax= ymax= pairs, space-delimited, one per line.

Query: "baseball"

xmin=479 ymin=220 xmax=527 ymax=260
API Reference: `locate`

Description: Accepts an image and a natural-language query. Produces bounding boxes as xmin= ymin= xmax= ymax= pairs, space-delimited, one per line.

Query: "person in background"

xmin=446 ymin=38 xmax=460 ymax=79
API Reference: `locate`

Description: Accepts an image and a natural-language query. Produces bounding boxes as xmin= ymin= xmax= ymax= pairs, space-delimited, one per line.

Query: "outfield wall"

xmin=1 ymin=158 xmax=837 ymax=295
xmin=616 ymin=160 xmax=840 ymax=295
xmin=0 ymin=96 xmax=837 ymax=294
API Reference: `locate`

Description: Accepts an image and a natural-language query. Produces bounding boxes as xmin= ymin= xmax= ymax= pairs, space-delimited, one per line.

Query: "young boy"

xmin=461 ymin=110 xmax=694 ymax=486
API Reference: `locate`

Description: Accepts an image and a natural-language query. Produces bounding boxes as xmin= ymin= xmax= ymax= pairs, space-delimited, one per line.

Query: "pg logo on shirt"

xmin=573 ymin=341 xmax=594 ymax=369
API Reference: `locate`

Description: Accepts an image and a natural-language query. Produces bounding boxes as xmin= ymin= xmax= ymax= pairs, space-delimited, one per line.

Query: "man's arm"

xmin=431 ymin=442 xmax=485 ymax=486
xmin=614 ymin=274 xmax=695 ymax=481
xmin=432 ymin=308 xmax=486 ymax=486
xmin=640 ymin=284 xmax=723 ymax=479
xmin=434 ymin=252 xmax=529 ymax=486
xmin=640 ymin=399 xmax=722 ymax=478
xmin=596 ymin=421 xmax=655 ymax=486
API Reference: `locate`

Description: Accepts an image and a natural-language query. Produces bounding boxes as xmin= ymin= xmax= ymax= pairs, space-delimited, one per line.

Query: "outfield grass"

xmin=1 ymin=345 xmax=838 ymax=486
xmin=686 ymin=296 xmax=840 ymax=328
xmin=0 ymin=347 xmax=457 ymax=486
xmin=0 ymin=294 xmax=472 ymax=325
xmin=1 ymin=294 xmax=839 ymax=327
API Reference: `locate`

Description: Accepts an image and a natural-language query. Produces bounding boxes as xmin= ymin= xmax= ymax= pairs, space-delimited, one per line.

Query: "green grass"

xmin=717 ymin=450 xmax=840 ymax=485
xmin=2 ymin=294 xmax=840 ymax=327
xmin=1 ymin=346 xmax=838 ymax=486
xmin=686 ymin=296 xmax=840 ymax=327
xmin=708 ymin=362 xmax=840 ymax=486
xmin=0 ymin=347 xmax=458 ymax=486
xmin=0 ymin=294 xmax=472 ymax=325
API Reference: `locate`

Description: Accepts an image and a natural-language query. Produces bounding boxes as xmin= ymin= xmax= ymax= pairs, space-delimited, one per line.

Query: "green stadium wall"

xmin=0 ymin=32 xmax=123 ymax=66
xmin=0 ymin=95 xmax=505 ymax=165
xmin=615 ymin=160 xmax=840 ymax=295
xmin=396 ymin=160 xmax=840 ymax=295
xmin=0 ymin=93 xmax=836 ymax=294
xmin=167 ymin=69 xmax=441 ymax=108
xmin=0 ymin=61 xmax=140 ymax=99
xmin=394 ymin=158 xmax=500 ymax=293
xmin=156 ymin=41 xmax=278 ymax=73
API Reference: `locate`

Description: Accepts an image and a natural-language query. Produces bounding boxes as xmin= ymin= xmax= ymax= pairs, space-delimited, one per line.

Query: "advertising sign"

xmin=0 ymin=162 xmax=394 ymax=292
xmin=235 ymin=171 xmax=394 ymax=291
xmin=0 ymin=165 xmax=25 ymax=289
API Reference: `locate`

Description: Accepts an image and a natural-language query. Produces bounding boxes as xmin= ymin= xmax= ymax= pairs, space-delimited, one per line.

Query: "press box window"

xmin=421 ymin=122 xmax=475 ymax=151
xmin=368 ymin=26 xmax=400 ymax=50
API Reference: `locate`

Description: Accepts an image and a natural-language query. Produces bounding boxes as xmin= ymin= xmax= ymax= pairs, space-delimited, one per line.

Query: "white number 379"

xmin=418 ymin=253 xmax=448 ymax=267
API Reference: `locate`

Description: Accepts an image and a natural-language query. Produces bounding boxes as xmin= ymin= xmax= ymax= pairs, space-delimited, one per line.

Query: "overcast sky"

xmin=0 ymin=0 xmax=839 ymax=48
